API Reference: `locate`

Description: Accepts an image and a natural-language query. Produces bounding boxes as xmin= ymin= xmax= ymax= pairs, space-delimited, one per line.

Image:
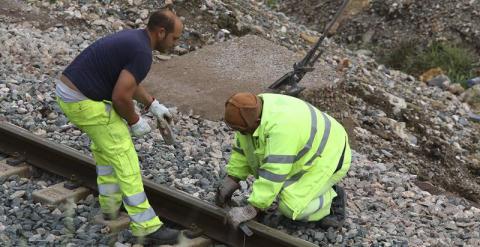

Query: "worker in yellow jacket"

xmin=216 ymin=92 xmax=351 ymax=229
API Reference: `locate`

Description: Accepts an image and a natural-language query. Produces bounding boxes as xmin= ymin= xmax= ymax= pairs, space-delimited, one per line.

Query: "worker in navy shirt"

xmin=56 ymin=9 xmax=183 ymax=245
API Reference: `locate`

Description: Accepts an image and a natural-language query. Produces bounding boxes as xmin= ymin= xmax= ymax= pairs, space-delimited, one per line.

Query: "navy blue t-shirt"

xmin=63 ymin=29 xmax=152 ymax=101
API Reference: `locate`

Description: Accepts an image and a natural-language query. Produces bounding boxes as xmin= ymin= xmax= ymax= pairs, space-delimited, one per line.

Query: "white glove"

xmin=130 ymin=117 xmax=151 ymax=136
xmin=149 ymin=99 xmax=172 ymax=123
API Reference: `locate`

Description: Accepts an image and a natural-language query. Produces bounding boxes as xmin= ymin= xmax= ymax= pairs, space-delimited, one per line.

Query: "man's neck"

xmin=145 ymin=28 xmax=156 ymax=50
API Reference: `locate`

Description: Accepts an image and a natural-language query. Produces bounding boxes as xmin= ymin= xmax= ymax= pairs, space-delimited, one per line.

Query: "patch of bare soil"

xmin=0 ymin=0 xmax=57 ymax=29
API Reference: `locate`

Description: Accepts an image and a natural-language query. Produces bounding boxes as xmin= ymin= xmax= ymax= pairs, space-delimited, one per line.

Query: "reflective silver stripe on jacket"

xmin=123 ymin=192 xmax=147 ymax=206
xmin=258 ymin=169 xmax=288 ymax=183
xmin=263 ymin=104 xmax=318 ymax=165
xmin=295 ymin=104 xmax=318 ymax=162
xmin=305 ymin=112 xmax=331 ymax=166
xmin=282 ymin=170 xmax=307 ymax=188
xmin=263 ymin=155 xmax=296 ymax=164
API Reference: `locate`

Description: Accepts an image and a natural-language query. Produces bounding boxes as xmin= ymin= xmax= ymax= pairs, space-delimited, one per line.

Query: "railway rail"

xmin=0 ymin=120 xmax=317 ymax=247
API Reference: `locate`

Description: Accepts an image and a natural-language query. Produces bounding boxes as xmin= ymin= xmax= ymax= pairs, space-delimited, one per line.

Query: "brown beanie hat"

xmin=224 ymin=92 xmax=262 ymax=132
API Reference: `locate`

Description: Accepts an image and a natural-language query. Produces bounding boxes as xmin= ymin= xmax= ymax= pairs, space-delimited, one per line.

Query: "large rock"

xmin=384 ymin=92 xmax=407 ymax=115
xmin=447 ymin=83 xmax=465 ymax=95
xmin=427 ymin=75 xmax=451 ymax=90
xmin=460 ymin=84 xmax=480 ymax=111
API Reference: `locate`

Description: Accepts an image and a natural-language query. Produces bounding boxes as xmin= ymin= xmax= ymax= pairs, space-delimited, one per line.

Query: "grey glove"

xmin=215 ymin=176 xmax=240 ymax=207
xmin=227 ymin=205 xmax=258 ymax=229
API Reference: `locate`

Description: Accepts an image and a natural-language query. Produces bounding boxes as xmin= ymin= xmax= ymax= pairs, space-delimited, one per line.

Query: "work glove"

xmin=227 ymin=205 xmax=258 ymax=229
xmin=215 ymin=176 xmax=240 ymax=207
xmin=130 ymin=116 xmax=151 ymax=136
xmin=149 ymin=99 xmax=172 ymax=124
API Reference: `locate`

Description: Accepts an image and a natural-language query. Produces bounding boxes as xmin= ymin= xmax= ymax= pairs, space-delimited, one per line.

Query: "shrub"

xmin=381 ymin=40 xmax=479 ymax=85
xmin=265 ymin=0 xmax=278 ymax=8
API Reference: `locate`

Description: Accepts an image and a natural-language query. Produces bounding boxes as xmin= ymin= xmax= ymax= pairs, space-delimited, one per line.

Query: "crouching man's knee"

xmin=278 ymin=187 xmax=338 ymax=222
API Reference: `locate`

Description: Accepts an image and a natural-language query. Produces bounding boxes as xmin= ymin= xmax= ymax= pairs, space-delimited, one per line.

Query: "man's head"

xmin=147 ymin=9 xmax=183 ymax=52
xmin=224 ymin=92 xmax=262 ymax=135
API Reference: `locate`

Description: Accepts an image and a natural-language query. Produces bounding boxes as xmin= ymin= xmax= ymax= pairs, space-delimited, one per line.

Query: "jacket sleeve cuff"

xmin=226 ymin=165 xmax=249 ymax=180
xmin=226 ymin=171 xmax=248 ymax=181
xmin=247 ymin=196 xmax=270 ymax=210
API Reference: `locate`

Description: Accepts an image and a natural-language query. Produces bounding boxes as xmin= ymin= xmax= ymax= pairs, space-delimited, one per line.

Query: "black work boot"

xmin=137 ymin=225 xmax=179 ymax=245
xmin=317 ymin=185 xmax=347 ymax=230
xmin=259 ymin=211 xmax=285 ymax=228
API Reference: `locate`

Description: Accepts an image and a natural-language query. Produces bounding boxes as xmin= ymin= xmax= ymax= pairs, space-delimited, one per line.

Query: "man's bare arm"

xmin=133 ymin=84 xmax=154 ymax=107
xmin=112 ymin=69 xmax=139 ymax=125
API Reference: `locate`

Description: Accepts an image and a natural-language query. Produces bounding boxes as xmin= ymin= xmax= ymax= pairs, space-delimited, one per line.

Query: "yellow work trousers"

xmin=57 ymin=98 xmax=162 ymax=236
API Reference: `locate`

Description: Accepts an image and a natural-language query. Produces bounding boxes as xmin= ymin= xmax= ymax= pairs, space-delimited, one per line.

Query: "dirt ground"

xmin=0 ymin=0 xmax=57 ymax=29
xmin=144 ymin=35 xmax=336 ymax=120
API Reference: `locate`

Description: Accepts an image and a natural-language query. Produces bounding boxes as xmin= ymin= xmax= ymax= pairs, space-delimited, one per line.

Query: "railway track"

xmin=0 ymin=120 xmax=317 ymax=247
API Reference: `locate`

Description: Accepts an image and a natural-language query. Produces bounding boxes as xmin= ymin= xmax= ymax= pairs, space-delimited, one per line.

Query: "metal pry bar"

xmin=268 ymin=0 xmax=352 ymax=96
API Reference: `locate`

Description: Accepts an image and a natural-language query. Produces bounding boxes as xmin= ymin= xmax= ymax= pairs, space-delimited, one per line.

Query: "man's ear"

xmin=157 ymin=27 xmax=167 ymax=40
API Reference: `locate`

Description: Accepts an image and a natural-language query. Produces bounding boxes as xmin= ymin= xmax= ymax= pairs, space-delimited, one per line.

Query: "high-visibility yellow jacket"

xmin=226 ymin=93 xmax=348 ymax=215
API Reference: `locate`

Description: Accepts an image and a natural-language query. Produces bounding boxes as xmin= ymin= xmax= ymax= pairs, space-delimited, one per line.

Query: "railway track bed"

xmin=0 ymin=120 xmax=316 ymax=246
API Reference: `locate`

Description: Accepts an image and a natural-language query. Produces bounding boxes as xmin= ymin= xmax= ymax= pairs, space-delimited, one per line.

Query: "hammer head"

xmin=157 ymin=118 xmax=175 ymax=145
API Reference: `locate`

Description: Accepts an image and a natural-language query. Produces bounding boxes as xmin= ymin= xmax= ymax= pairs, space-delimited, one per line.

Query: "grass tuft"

xmin=381 ymin=40 xmax=479 ymax=86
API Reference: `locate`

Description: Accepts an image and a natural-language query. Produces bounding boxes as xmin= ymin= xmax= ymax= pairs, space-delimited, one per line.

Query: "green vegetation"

xmin=265 ymin=0 xmax=278 ymax=8
xmin=381 ymin=40 xmax=479 ymax=86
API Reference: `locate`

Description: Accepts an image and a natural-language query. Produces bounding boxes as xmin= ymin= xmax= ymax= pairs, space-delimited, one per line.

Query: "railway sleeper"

xmin=32 ymin=181 xmax=90 ymax=206
xmin=0 ymin=157 xmax=31 ymax=180
xmin=93 ymin=215 xmax=213 ymax=247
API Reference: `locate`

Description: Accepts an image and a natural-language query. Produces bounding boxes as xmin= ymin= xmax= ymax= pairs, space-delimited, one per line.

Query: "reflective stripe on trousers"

xmin=123 ymin=191 xmax=147 ymax=207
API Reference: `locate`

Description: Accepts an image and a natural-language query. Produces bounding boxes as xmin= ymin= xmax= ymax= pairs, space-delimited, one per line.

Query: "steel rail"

xmin=0 ymin=121 xmax=317 ymax=247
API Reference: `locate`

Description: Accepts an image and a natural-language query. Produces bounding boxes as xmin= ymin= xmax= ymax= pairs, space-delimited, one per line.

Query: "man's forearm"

xmin=133 ymin=84 xmax=154 ymax=107
xmin=113 ymin=97 xmax=138 ymax=125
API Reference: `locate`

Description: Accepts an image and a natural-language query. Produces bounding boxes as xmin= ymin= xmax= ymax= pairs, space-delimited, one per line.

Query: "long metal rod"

xmin=302 ymin=0 xmax=351 ymax=68
xmin=0 ymin=121 xmax=317 ymax=247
